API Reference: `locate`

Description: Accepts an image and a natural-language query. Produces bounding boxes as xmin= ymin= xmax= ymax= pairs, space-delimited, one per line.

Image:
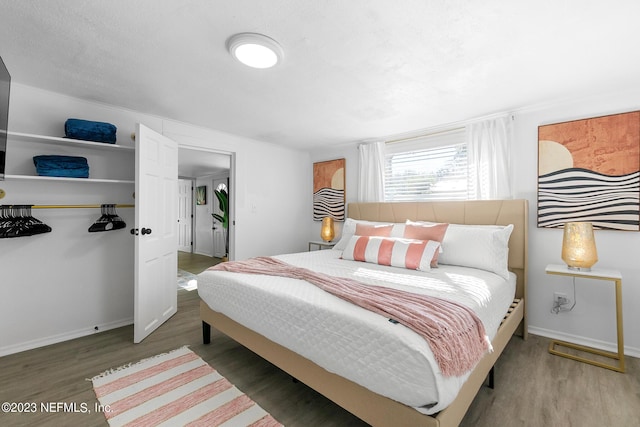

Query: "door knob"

xmin=130 ymin=228 xmax=139 ymax=235
xmin=141 ymin=228 xmax=152 ymax=235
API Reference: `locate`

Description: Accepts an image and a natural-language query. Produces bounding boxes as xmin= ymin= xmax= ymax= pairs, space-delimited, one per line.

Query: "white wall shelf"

xmin=7 ymin=131 xmax=135 ymax=151
xmin=3 ymin=174 xmax=134 ymax=184
xmin=5 ymin=130 xmax=135 ymax=183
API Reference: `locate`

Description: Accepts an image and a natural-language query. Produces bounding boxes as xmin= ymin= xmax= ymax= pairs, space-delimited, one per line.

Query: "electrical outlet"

xmin=552 ymin=292 xmax=573 ymax=314
xmin=553 ymin=292 xmax=570 ymax=306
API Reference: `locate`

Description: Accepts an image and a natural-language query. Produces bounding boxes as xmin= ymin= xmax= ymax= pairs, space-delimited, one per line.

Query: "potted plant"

xmin=212 ymin=188 xmax=229 ymax=260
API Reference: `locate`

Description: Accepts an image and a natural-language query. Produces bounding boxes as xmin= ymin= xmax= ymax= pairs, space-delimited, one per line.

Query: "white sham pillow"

xmin=437 ymin=223 xmax=514 ymax=280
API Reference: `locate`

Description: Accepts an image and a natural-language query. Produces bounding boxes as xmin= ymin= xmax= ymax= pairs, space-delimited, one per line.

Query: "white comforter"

xmin=197 ymin=249 xmax=515 ymax=414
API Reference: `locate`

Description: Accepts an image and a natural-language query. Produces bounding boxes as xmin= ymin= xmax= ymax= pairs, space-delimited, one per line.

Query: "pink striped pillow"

xmin=341 ymin=235 xmax=440 ymax=271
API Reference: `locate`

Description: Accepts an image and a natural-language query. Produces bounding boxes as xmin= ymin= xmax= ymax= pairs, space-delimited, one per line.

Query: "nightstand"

xmin=308 ymin=240 xmax=336 ymax=251
xmin=545 ymin=264 xmax=624 ymax=373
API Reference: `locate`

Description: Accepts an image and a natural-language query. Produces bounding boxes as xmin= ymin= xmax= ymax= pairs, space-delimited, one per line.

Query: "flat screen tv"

xmin=0 ymin=55 xmax=11 ymax=180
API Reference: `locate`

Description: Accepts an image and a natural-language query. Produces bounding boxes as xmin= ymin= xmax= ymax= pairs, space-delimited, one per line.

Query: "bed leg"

xmin=202 ymin=321 xmax=211 ymax=344
xmin=487 ymin=366 xmax=495 ymax=389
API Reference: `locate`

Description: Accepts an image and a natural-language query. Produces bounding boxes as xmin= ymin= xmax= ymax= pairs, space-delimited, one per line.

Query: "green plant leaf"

xmin=212 ymin=188 xmax=229 ymax=229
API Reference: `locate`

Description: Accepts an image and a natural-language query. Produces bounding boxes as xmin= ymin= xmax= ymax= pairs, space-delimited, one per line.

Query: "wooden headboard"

xmin=347 ymin=199 xmax=529 ymax=302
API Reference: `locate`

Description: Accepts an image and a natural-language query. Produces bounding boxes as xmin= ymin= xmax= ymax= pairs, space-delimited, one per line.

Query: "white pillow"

xmin=341 ymin=235 xmax=440 ymax=271
xmin=437 ymin=223 xmax=514 ymax=280
xmin=333 ymin=218 xmax=405 ymax=250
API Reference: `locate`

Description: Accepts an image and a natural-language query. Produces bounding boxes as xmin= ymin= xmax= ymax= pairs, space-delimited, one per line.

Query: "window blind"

xmin=384 ymin=128 xmax=470 ymax=201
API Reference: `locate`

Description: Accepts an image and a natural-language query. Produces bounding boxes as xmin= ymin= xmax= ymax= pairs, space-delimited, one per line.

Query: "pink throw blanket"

xmin=210 ymin=256 xmax=491 ymax=377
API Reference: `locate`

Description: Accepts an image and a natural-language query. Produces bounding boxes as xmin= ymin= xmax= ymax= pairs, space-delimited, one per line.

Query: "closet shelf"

xmin=5 ymin=131 xmax=135 ymax=183
xmin=4 ymin=174 xmax=135 ymax=184
xmin=7 ymin=131 xmax=135 ymax=151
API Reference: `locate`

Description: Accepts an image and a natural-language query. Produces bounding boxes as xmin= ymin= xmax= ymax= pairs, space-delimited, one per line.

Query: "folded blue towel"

xmin=65 ymin=118 xmax=117 ymax=144
xmin=33 ymin=155 xmax=89 ymax=178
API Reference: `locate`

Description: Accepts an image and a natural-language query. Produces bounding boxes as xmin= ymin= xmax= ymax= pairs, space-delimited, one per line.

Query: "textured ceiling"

xmin=1 ymin=1 xmax=639 ymax=151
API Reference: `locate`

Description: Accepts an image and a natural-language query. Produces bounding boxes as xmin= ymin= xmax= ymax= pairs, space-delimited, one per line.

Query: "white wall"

xmin=0 ymin=83 xmax=310 ymax=356
xmin=163 ymin=121 xmax=312 ymax=259
xmin=513 ymin=89 xmax=640 ymax=358
xmin=310 ymin=89 xmax=640 ymax=358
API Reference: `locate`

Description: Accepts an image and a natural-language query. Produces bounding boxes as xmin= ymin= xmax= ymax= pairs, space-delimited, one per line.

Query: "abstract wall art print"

xmin=538 ymin=111 xmax=640 ymax=231
xmin=313 ymin=158 xmax=345 ymax=221
xmin=196 ymin=185 xmax=207 ymax=205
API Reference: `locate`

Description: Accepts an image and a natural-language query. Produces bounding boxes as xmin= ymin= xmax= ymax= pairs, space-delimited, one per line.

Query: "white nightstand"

xmin=308 ymin=240 xmax=336 ymax=251
xmin=545 ymin=264 xmax=624 ymax=373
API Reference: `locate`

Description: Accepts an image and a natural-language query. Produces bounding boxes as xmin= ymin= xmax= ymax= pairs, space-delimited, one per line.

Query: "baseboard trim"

xmin=0 ymin=318 xmax=133 ymax=357
xmin=529 ymin=326 xmax=640 ymax=359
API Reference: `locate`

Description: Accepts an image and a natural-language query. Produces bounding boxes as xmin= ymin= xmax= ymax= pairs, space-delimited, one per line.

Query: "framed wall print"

xmin=313 ymin=158 xmax=345 ymax=221
xmin=196 ymin=185 xmax=207 ymax=205
xmin=538 ymin=110 xmax=640 ymax=231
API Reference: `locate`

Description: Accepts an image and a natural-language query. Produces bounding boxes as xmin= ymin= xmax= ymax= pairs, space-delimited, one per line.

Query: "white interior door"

xmin=212 ymin=178 xmax=227 ymax=258
xmin=134 ymin=123 xmax=178 ymax=343
xmin=177 ymin=179 xmax=192 ymax=252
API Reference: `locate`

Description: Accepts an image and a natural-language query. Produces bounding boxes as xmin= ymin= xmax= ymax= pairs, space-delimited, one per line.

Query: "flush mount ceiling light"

xmin=226 ymin=33 xmax=284 ymax=69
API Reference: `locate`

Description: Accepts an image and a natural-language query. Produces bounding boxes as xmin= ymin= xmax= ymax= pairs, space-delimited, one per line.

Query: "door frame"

xmin=178 ymin=146 xmax=236 ymax=261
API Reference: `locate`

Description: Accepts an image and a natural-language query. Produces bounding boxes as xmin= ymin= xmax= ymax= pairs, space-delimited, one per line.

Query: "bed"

xmin=199 ymin=199 xmax=528 ymax=427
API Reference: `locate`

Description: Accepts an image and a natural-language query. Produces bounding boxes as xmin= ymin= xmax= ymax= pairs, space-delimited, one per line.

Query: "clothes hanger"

xmin=0 ymin=205 xmax=27 ymax=238
xmin=15 ymin=205 xmax=52 ymax=237
xmin=0 ymin=205 xmax=51 ymax=238
xmin=0 ymin=205 xmax=12 ymax=238
xmin=88 ymin=204 xmax=126 ymax=232
xmin=108 ymin=204 xmax=127 ymax=230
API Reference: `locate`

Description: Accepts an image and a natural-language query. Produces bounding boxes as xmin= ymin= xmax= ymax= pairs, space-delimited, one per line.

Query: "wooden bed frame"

xmin=201 ymin=199 xmax=528 ymax=427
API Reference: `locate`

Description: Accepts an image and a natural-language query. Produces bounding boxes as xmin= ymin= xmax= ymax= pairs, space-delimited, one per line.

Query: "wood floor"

xmin=178 ymin=251 xmax=222 ymax=274
xmin=1 ymin=288 xmax=638 ymax=426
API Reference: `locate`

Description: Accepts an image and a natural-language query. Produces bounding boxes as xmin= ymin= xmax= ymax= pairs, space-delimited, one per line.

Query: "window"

xmin=384 ymin=128 xmax=471 ymax=201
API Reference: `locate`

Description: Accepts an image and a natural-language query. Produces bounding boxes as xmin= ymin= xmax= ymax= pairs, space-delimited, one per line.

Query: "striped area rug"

xmin=91 ymin=346 xmax=283 ymax=427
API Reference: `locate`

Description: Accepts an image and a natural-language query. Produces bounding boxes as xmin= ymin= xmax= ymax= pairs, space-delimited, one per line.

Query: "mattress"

xmin=197 ymin=249 xmax=515 ymax=414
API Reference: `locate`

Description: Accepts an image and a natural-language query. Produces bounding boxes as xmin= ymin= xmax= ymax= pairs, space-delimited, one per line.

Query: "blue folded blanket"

xmin=33 ymin=155 xmax=89 ymax=178
xmin=65 ymin=118 xmax=117 ymax=144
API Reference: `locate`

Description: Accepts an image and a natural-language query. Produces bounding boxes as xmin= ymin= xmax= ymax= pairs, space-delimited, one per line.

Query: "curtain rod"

xmin=29 ymin=204 xmax=135 ymax=209
xmin=385 ymin=126 xmax=465 ymax=145
xmin=382 ymin=112 xmax=515 ymax=145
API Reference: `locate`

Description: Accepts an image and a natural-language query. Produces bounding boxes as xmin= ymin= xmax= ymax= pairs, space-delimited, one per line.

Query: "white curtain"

xmin=357 ymin=140 xmax=386 ymax=202
xmin=466 ymin=115 xmax=513 ymax=199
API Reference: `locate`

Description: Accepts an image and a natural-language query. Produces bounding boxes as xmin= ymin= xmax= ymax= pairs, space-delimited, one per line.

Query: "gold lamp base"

xmin=320 ymin=217 xmax=335 ymax=242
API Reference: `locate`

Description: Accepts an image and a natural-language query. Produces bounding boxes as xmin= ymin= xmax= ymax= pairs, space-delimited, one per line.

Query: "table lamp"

xmin=320 ymin=217 xmax=335 ymax=242
xmin=561 ymin=222 xmax=598 ymax=271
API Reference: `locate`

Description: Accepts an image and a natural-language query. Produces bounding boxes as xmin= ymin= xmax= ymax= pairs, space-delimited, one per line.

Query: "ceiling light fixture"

xmin=226 ymin=33 xmax=284 ymax=69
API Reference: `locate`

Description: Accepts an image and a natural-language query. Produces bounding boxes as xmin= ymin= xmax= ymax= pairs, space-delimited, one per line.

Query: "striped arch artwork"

xmin=313 ymin=158 xmax=345 ymax=221
xmin=538 ymin=111 xmax=640 ymax=231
